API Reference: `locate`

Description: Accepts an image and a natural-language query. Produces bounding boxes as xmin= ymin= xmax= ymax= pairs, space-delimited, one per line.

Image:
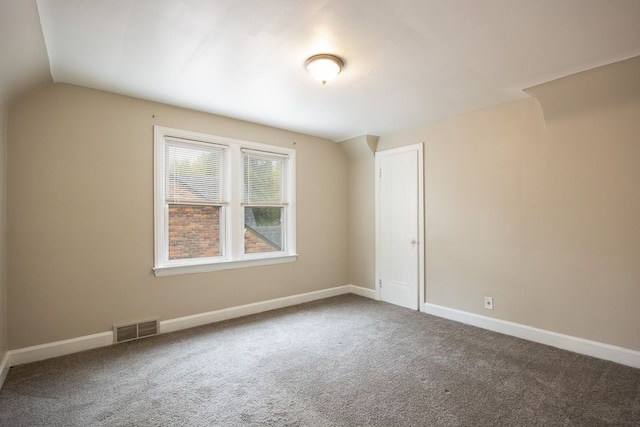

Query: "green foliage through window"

xmin=252 ymin=207 xmax=281 ymax=226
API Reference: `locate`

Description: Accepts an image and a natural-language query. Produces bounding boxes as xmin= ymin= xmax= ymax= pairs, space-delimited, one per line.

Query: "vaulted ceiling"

xmin=3 ymin=1 xmax=640 ymax=141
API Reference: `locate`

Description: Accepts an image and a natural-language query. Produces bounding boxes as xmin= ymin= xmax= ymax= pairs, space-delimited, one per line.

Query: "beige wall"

xmin=377 ymin=57 xmax=640 ymax=351
xmin=0 ymin=106 xmax=7 ymax=359
xmin=339 ymin=135 xmax=378 ymax=289
xmin=7 ymin=83 xmax=349 ymax=349
xmin=0 ymin=0 xmax=52 ymax=367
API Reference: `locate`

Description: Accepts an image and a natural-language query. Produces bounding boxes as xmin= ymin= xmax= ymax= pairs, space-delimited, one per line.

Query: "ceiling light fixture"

xmin=306 ymin=54 xmax=344 ymax=85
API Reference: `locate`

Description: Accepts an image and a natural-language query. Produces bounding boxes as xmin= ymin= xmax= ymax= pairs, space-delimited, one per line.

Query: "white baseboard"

xmin=346 ymin=284 xmax=378 ymax=300
xmin=161 ymin=285 xmax=356 ymax=334
xmin=0 ymin=351 xmax=9 ymax=389
xmin=7 ymin=332 xmax=113 ymax=368
xmin=16 ymin=285 xmax=631 ymax=386
xmin=4 ymin=285 xmax=374 ymax=371
xmin=424 ymin=303 xmax=640 ymax=369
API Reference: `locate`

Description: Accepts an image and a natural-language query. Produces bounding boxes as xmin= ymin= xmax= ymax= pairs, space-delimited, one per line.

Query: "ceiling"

xmin=18 ymin=1 xmax=640 ymax=140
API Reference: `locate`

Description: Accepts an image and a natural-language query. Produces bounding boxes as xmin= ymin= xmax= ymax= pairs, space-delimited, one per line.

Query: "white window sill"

xmin=153 ymin=254 xmax=298 ymax=277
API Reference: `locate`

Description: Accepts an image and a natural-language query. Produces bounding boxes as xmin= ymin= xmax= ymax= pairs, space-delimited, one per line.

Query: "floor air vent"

xmin=113 ymin=319 xmax=159 ymax=343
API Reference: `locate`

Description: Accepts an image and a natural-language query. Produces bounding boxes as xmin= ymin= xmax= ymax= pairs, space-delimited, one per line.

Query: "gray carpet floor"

xmin=0 ymin=294 xmax=639 ymax=426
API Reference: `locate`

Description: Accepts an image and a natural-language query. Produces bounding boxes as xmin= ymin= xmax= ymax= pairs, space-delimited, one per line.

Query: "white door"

xmin=376 ymin=144 xmax=424 ymax=310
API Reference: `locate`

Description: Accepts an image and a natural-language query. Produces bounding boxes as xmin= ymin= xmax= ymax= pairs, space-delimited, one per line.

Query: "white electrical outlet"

xmin=484 ymin=296 xmax=494 ymax=310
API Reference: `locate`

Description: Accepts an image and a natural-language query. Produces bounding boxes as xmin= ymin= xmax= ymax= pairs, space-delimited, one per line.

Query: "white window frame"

xmin=153 ymin=126 xmax=297 ymax=277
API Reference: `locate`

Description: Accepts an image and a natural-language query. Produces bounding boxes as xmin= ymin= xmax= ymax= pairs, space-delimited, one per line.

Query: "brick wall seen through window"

xmin=168 ymin=205 xmax=221 ymax=259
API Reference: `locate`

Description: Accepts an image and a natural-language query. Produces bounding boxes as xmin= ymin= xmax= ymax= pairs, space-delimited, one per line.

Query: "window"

xmin=154 ymin=126 xmax=296 ymax=276
xmin=242 ymin=150 xmax=288 ymax=255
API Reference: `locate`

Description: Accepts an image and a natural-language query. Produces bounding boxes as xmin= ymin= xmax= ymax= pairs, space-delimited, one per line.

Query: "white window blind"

xmin=165 ymin=138 xmax=228 ymax=205
xmin=242 ymin=150 xmax=288 ymax=206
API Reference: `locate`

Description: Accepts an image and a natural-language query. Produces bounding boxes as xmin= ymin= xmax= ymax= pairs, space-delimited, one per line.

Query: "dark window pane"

xmin=244 ymin=207 xmax=283 ymax=254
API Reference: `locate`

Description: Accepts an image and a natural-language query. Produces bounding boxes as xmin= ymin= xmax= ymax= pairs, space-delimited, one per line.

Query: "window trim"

xmin=153 ymin=126 xmax=297 ymax=277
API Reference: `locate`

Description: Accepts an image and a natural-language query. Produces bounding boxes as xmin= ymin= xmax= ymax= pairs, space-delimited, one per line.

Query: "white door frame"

xmin=375 ymin=143 xmax=425 ymax=310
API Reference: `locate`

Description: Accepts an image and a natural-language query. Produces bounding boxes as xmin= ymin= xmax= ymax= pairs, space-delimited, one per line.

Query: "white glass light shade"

xmin=306 ymin=54 xmax=344 ymax=85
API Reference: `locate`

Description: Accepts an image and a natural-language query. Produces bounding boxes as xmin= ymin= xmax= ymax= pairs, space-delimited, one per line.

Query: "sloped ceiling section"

xmin=0 ymin=0 xmax=51 ymax=110
xmin=525 ymin=55 xmax=640 ymax=122
xmin=28 ymin=0 xmax=640 ymax=141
